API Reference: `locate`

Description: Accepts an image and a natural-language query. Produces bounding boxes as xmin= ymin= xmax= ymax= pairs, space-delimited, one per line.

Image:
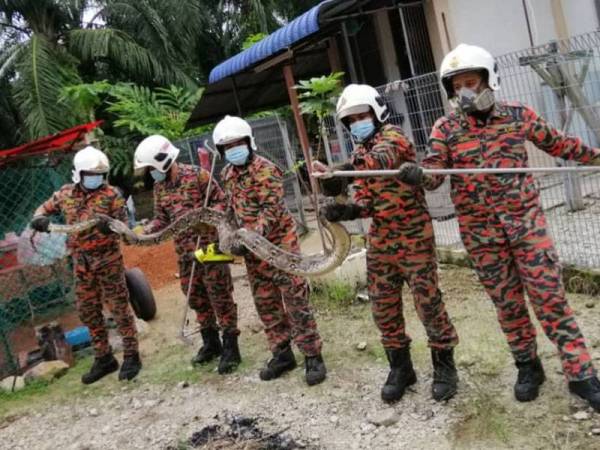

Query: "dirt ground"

xmin=122 ymin=240 xmax=179 ymax=290
xmin=2 ymin=237 xmax=600 ymax=449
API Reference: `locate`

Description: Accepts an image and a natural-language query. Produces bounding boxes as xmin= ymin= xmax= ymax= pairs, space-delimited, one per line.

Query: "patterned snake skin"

xmin=48 ymin=208 xmax=351 ymax=277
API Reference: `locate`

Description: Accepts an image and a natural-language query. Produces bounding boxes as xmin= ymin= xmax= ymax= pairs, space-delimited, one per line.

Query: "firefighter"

xmin=134 ymin=135 xmax=241 ymax=374
xmin=213 ymin=115 xmax=327 ymax=386
xmin=314 ymin=84 xmax=459 ymax=403
xmin=398 ymin=43 xmax=600 ymax=410
xmin=31 ymin=146 xmax=141 ymax=384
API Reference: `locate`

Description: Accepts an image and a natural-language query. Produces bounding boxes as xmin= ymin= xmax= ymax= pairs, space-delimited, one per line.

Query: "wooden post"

xmin=282 ymin=63 xmax=328 ymax=248
xmin=282 ymin=64 xmax=313 ymax=175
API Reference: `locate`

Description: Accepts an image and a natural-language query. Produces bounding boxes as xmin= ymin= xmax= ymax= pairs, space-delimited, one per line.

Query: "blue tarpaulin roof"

xmin=209 ymin=0 xmax=333 ymax=84
xmin=187 ymin=0 xmax=364 ymax=127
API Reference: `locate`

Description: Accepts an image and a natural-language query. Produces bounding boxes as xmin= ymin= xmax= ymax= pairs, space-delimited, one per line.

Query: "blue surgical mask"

xmin=350 ymin=119 xmax=376 ymax=142
xmin=82 ymin=174 xmax=104 ymax=190
xmin=150 ymin=169 xmax=167 ymax=182
xmin=225 ymin=145 xmax=250 ymax=166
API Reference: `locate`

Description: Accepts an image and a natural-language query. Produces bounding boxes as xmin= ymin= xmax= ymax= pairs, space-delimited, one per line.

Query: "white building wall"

xmin=443 ymin=0 xmax=598 ymax=56
xmin=562 ymin=0 xmax=599 ymax=35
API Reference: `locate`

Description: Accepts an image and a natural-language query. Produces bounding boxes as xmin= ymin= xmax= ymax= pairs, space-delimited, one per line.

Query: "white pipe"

xmin=313 ymin=166 xmax=600 ymax=178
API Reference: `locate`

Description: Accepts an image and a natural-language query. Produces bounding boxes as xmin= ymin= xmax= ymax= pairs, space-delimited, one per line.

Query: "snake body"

xmin=48 ymin=208 xmax=351 ymax=277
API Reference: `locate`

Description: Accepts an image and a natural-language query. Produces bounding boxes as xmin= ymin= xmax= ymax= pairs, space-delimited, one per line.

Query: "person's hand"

xmin=397 ymin=162 xmax=424 ymax=185
xmin=31 ymin=216 xmax=50 ymax=232
xmin=312 ymin=161 xmax=333 ymax=179
xmin=229 ymin=242 xmax=247 ymax=256
xmin=96 ymin=217 xmax=114 ymax=235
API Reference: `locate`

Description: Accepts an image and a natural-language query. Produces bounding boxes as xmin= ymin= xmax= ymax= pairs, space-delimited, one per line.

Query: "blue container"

xmin=64 ymin=326 xmax=91 ymax=347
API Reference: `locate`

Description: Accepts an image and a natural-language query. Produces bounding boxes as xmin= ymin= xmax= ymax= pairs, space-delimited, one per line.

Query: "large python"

xmin=47 ymin=208 xmax=351 ymax=277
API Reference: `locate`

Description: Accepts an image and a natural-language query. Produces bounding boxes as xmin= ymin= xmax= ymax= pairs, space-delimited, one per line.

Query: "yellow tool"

xmin=194 ymin=243 xmax=234 ymax=264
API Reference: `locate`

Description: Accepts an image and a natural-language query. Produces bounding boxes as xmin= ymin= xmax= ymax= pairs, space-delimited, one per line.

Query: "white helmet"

xmin=134 ymin=135 xmax=180 ymax=173
xmin=336 ymin=84 xmax=389 ymax=123
xmin=440 ymin=44 xmax=500 ymax=97
xmin=72 ymin=146 xmax=110 ymax=184
xmin=212 ymin=115 xmax=257 ymax=151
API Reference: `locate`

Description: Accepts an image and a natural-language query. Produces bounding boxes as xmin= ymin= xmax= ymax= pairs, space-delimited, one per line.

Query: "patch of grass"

xmin=310 ymin=280 xmax=357 ymax=314
xmin=452 ymin=380 xmax=512 ymax=445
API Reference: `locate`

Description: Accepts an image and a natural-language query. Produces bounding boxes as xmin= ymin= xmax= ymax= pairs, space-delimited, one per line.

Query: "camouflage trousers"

xmin=367 ymin=246 xmax=458 ymax=350
xmin=460 ymin=209 xmax=595 ymax=381
xmin=74 ymin=255 xmax=138 ymax=358
xmin=179 ymin=255 xmax=239 ymax=335
xmin=245 ymin=253 xmax=322 ymax=356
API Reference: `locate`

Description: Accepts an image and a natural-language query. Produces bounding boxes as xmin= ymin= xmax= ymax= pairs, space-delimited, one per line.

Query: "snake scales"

xmin=48 ymin=208 xmax=351 ymax=277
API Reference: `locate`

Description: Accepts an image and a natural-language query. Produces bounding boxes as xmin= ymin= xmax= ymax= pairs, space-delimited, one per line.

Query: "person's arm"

xmin=31 ymin=189 xmax=64 ymax=231
xmin=524 ymin=106 xmax=600 ymax=163
xmin=396 ymin=119 xmax=451 ymax=189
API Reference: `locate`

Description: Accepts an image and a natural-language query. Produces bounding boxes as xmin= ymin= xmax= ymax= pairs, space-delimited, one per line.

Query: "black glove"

xmin=397 ymin=162 xmax=424 ymax=186
xmin=96 ymin=217 xmax=113 ymax=235
xmin=229 ymin=242 xmax=247 ymax=256
xmin=322 ymin=203 xmax=363 ymax=222
xmin=31 ymin=216 xmax=50 ymax=232
xmin=316 ymin=162 xmax=353 ymax=197
xmin=319 ymin=177 xmax=348 ymax=197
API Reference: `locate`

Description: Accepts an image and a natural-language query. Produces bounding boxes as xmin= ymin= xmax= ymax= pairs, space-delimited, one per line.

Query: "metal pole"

xmin=180 ymin=236 xmax=201 ymax=345
xmin=180 ymin=144 xmax=220 ymax=344
xmin=398 ymin=6 xmax=428 ymax=144
xmin=321 ymin=123 xmax=334 ymax=165
xmin=231 ymin=76 xmax=243 ymax=116
xmin=341 ymin=22 xmax=358 ymax=82
xmin=313 ymin=166 xmax=600 ymax=178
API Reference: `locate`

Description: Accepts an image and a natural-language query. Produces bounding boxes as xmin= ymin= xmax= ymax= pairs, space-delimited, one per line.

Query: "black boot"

xmin=218 ymin=332 xmax=242 ymax=374
xmin=514 ymin=357 xmax=545 ymax=402
xmin=82 ymin=353 xmax=119 ymax=385
xmin=259 ymin=343 xmax=297 ymax=381
xmin=192 ymin=328 xmax=222 ymax=365
xmin=305 ymin=354 xmax=327 ymax=386
xmin=569 ymin=376 xmax=600 ymax=412
xmin=431 ymin=348 xmax=458 ymax=401
xmin=119 ymin=351 xmax=142 ymax=381
xmin=381 ymin=347 xmax=417 ymax=403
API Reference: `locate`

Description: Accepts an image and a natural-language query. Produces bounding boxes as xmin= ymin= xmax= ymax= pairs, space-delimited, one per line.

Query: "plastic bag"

xmin=17 ymin=227 xmax=68 ymax=266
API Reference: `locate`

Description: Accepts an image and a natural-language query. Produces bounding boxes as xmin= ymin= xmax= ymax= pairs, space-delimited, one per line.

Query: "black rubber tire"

xmin=125 ymin=267 xmax=157 ymax=321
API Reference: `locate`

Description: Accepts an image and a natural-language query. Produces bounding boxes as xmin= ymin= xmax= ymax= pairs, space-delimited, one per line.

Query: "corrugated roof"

xmin=208 ymin=1 xmax=333 ymax=83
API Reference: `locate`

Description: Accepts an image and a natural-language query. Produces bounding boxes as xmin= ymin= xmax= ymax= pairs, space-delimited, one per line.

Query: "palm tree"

xmin=0 ymin=0 xmax=196 ymax=141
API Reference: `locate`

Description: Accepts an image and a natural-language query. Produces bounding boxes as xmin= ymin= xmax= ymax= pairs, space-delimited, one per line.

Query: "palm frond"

xmin=13 ymin=34 xmax=82 ymax=139
xmin=68 ymin=28 xmax=196 ymax=89
xmin=0 ymin=40 xmax=25 ymax=79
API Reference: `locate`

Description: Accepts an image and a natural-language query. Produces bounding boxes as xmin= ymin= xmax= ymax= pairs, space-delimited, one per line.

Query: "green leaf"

xmin=13 ymin=34 xmax=82 ymax=139
xmin=68 ymin=28 xmax=197 ymax=90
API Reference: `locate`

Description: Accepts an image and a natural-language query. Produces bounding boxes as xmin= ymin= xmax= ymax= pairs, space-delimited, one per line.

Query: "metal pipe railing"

xmin=312 ymin=166 xmax=600 ymax=178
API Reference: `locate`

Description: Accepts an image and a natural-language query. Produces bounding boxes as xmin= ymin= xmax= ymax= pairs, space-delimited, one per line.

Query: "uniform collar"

xmin=75 ymin=183 xmax=105 ymax=197
xmin=459 ymin=102 xmax=510 ymax=128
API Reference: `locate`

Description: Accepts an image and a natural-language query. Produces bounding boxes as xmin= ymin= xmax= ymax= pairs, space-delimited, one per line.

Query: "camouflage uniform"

xmin=221 ymin=155 xmax=322 ymax=356
xmin=350 ymin=124 xmax=458 ymax=350
xmin=423 ymin=101 xmax=600 ymax=381
xmin=146 ymin=164 xmax=238 ymax=335
xmin=35 ymin=184 xmax=138 ymax=358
